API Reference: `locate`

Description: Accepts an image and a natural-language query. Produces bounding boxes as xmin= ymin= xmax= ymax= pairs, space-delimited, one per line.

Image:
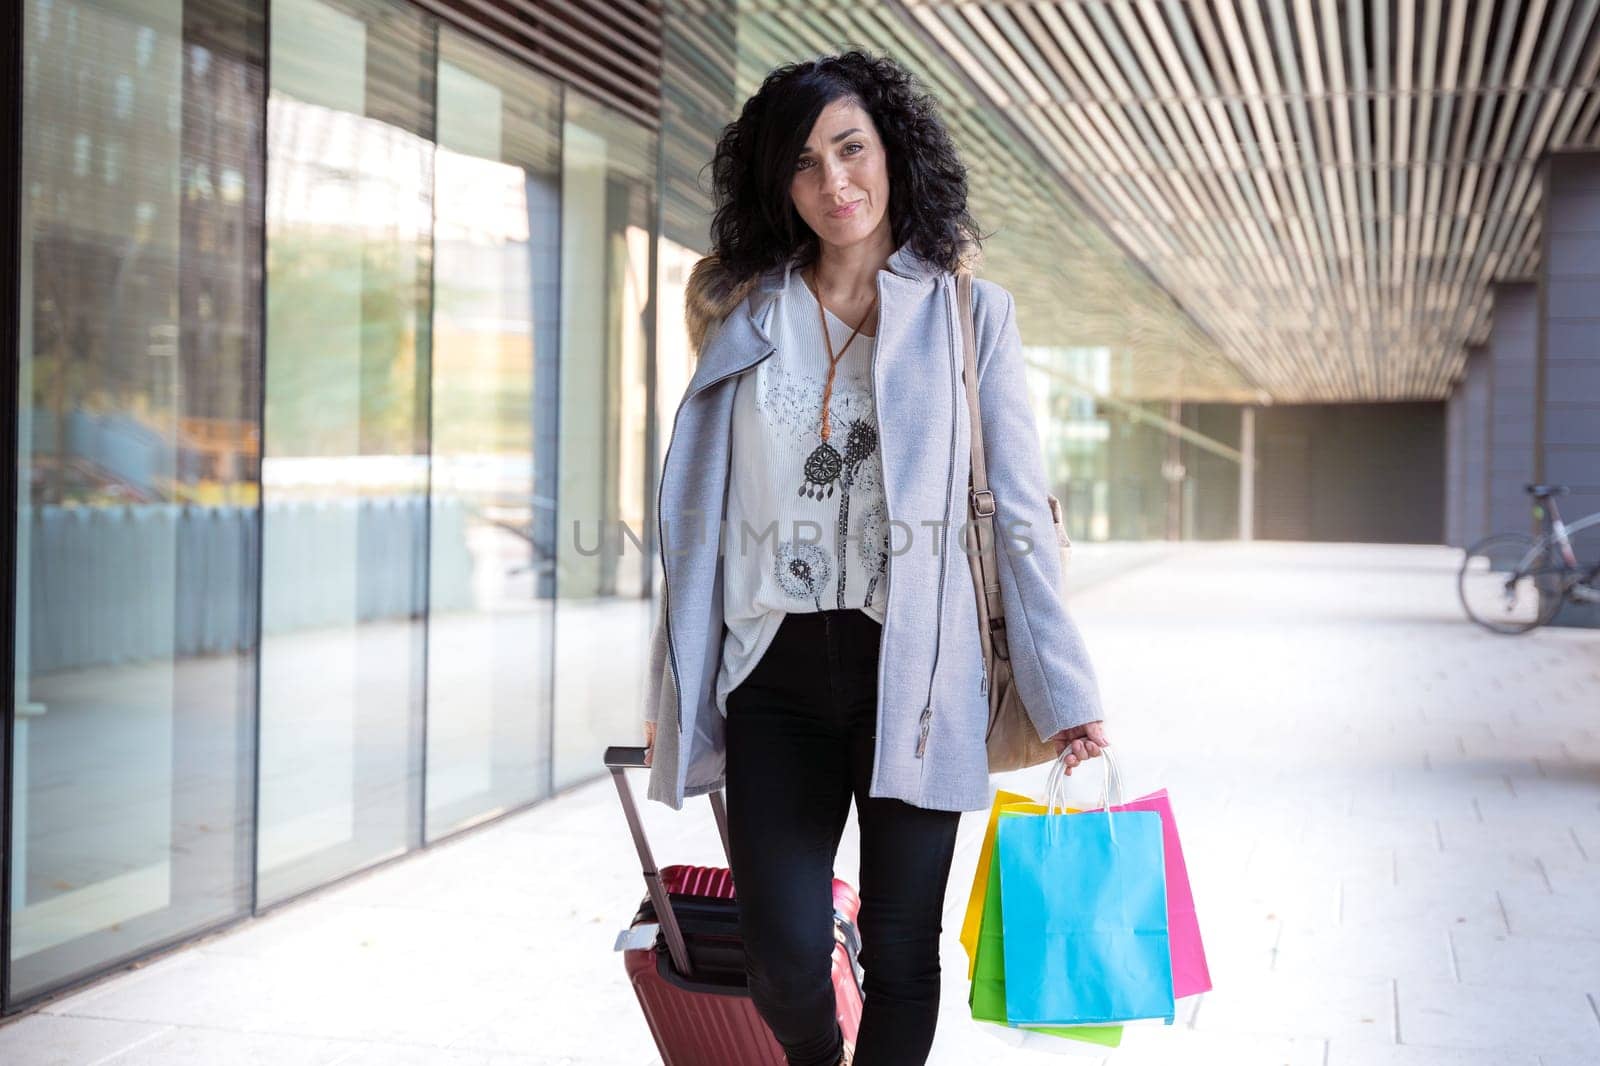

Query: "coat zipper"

xmin=869 ymin=272 xmax=893 ymax=783
xmin=916 ymin=276 xmax=959 ymax=760
xmin=660 ymin=344 xmax=778 ymax=735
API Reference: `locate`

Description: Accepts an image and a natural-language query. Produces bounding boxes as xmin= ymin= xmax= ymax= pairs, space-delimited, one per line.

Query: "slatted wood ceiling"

xmin=711 ymin=1 xmax=1600 ymax=402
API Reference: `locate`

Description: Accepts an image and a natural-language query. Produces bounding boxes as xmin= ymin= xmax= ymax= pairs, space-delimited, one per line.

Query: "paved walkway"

xmin=2 ymin=542 xmax=1596 ymax=1065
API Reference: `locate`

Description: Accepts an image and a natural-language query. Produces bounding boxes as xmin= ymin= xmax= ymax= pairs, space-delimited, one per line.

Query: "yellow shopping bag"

xmin=960 ymin=790 xmax=1032 ymax=980
xmin=962 ymin=789 xmax=1097 ymax=978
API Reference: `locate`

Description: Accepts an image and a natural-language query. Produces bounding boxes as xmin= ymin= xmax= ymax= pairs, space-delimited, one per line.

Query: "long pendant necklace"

xmin=797 ymin=265 xmax=878 ymax=500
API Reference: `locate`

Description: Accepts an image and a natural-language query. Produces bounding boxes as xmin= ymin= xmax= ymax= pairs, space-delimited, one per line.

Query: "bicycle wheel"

xmin=1458 ymin=533 xmax=1565 ymax=634
xmin=1556 ymin=515 xmax=1600 ymax=616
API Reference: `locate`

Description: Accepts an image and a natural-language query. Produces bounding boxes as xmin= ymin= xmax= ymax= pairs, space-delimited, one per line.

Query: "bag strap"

xmin=957 ymin=270 xmax=1007 ymax=633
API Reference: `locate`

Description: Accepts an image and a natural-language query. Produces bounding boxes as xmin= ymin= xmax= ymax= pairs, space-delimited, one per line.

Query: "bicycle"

xmin=1458 ymin=483 xmax=1600 ymax=634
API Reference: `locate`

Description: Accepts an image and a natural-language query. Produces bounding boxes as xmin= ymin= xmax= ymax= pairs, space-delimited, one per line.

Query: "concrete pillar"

xmin=1457 ymin=346 xmax=1491 ymax=547
xmin=1239 ymin=406 xmax=1255 ymax=541
xmin=1537 ymin=151 xmax=1600 ymax=627
xmin=1538 ymin=153 xmax=1600 ymax=521
xmin=1486 ymin=283 xmax=1539 ymax=537
xmin=1445 ymin=374 xmax=1465 ymax=548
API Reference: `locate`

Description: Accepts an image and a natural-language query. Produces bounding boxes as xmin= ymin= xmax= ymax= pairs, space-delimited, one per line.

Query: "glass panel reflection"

xmin=1022 ymin=347 xmax=1243 ymax=544
xmin=11 ymin=0 xmax=263 ymax=999
xmin=257 ymin=0 xmax=433 ymax=905
xmin=552 ymin=93 xmax=657 ymax=791
xmin=424 ymin=29 xmax=560 ymax=837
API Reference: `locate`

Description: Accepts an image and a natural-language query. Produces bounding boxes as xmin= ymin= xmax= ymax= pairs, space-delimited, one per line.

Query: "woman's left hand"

xmin=1048 ymin=720 xmax=1108 ymax=774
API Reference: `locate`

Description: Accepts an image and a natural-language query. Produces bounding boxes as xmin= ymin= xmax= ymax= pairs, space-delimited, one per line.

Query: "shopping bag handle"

xmin=1043 ymin=744 xmax=1124 ymax=814
xmin=1042 ymin=746 xmax=1125 ymax=847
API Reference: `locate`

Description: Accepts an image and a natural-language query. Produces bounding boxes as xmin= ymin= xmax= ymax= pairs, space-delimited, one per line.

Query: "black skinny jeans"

xmin=724 ymin=608 xmax=962 ymax=1066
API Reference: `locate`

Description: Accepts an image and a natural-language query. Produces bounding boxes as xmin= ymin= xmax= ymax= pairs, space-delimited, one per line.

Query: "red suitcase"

xmin=606 ymin=746 xmax=864 ymax=1066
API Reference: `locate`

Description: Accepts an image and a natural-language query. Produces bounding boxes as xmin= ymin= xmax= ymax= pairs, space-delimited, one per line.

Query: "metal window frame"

xmin=1 ymin=0 xmax=22 ymax=1016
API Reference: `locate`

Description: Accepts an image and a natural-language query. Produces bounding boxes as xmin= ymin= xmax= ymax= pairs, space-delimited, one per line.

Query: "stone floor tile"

xmin=1327 ymin=1044 xmax=1540 ymax=1065
xmin=1243 ymin=843 xmax=1395 ymax=893
xmin=1449 ymin=930 xmax=1600 ymax=989
xmin=49 ymin=950 xmax=523 ymax=1048
xmin=331 ymin=1044 xmax=584 ymax=1066
xmin=0 ymin=1014 xmax=172 ymax=1066
xmin=1540 ymin=1053 xmax=1600 ymax=1066
xmin=1103 ymin=1028 xmax=1326 ymax=1066
xmin=1538 ymin=854 xmax=1600 ymax=895
xmin=1313 ymin=815 xmax=1441 ymax=855
xmin=1497 ymin=887 xmax=1600 ymax=940
xmin=1337 ymin=881 xmax=1506 ymax=935
xmin=1274 ymin=925 xmax=1456 ymax=983
xmin=1499 ymin=765 xmax=1600 ymax=807
xmin=1395 ymin=979 xmax=1598 ymax=1053
xmin=99 ymin=1026 xmax=360 ymax=1065
xmin=1393 ymin=848 xmax=1551 ymax=897
xmin=447 ymin=990 xmax=662 ymax=1064
xmin=1191 ymin=972 xmax=1395 ymax=1044
xmin=1350 ymin=786 xmax=1479 ymax=823
xmin=1435 ymin=818 xmax=1586 ymax=863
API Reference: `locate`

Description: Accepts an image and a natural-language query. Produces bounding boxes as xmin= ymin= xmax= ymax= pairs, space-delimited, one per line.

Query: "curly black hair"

xmin=705 ymin=49 xmax=989 ymax=283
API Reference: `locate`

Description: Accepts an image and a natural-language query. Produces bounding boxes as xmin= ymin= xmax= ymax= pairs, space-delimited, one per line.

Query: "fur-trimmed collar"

xmin=684 ymin=254 xmax=765 ymax=358
xmin=683 ymin=241 xmax=961 ymax=357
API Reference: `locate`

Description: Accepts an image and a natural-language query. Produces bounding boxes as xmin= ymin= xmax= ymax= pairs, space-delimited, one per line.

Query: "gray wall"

xmin=1487 ymin=283 xmax=1540 ymax=537
xmin=1539 ymin=153 xmax=1600 ymax=522
xmin=1249 ymin=402 xmax=1446 ymax=544
xmin=1184 ymin=404 xmax=1243 ymax=540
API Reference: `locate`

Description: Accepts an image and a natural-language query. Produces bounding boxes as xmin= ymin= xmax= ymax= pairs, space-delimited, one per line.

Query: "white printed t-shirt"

xmin=714 ymin=264 xmax=890 ymax=717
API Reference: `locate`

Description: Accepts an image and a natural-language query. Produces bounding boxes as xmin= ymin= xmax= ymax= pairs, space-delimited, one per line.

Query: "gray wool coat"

xmin=642 ymin=240 xmax=1104 ymax=813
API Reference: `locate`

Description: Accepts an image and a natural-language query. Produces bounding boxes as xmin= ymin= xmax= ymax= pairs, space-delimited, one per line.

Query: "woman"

xmin=640 ymin=51 xmax=1109 ymax=1066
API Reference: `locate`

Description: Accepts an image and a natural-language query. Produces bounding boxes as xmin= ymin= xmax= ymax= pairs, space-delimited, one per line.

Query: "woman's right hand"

xmin=643 ymin=720 xmax=657 ymax=766
xmin=1048 ymin=720 xmax=1108 ymax=774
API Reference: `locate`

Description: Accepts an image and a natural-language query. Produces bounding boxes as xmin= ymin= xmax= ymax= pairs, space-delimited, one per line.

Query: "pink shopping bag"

xmin=1091 ymin=789 xmax=1210 ymax=999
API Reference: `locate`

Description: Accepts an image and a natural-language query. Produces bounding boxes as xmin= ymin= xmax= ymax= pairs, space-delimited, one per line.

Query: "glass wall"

xmin=9 ymin=0 xmax=661 ymax=1008
xmin=550 ymin=94 xmax=657 ymax=792
xmin=256 ymin=0 xmax=435 ymax=906
xmin=424 ymin=29 xmax=561 ymax=839
xmin=11 ymin=0 xmax=264 ymax=999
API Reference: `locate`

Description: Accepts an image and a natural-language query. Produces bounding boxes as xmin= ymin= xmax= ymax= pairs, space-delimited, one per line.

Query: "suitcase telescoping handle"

xmin=603 ymin=746 xmax=732 ymax=979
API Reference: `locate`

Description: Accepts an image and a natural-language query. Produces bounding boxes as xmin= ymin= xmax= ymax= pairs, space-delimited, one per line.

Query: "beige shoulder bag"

xmin=956 ymin=269 xmax=1074 ymax=774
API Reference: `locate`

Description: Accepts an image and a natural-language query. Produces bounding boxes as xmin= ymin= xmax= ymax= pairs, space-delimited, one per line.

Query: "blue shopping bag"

xmin=994 ymin=750 xmax=1174 ymax=1027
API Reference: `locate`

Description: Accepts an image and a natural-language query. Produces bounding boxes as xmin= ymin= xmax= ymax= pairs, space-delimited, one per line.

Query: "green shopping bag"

xmin=969 ymin=796 xmax=1123 ymax=1049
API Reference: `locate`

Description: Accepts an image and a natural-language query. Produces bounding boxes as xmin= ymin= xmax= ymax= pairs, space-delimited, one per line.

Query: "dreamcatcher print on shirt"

xmin=780 ymin=367 xmax=882 ymax=609
xmin=758 ymin=273 xmax=886 ymax=612
xmin=771 ymin=399 xmax=883 ymax=611
xmin=797 ymin=268 xmax=880 ymax=610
